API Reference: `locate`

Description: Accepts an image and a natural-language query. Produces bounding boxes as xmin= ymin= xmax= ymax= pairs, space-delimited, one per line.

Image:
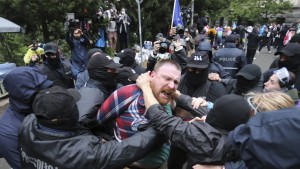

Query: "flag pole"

xmin=171 ymin=0 xmax=177 ymax=28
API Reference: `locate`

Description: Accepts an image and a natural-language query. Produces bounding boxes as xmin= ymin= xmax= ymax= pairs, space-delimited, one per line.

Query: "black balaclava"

xmin=119 ymin=56 xmax=135 ymax=67
xmin=47 ymin=53 xmax=61 ymax=67
xmin=186 ymin=68 xmax=208 ymax=88
xmin=278 ymin=56 xmax=300 ymax=73
xmin=88 ymin=67 xmax=118 ymax=90
xmin=235 ymin=76 xmax=260 ymax=95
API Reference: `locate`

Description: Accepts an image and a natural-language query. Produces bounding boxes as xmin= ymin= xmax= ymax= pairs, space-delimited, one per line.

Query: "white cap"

xmin=274 ymin=67 xmax=290 ymax=84
xmin=246 ymin=26 xmax=253 ymax=33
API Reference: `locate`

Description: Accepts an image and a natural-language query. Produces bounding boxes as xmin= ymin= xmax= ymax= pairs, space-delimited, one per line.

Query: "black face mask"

xmin=47 ymin=55 xmax=61 ymax=67
xmin=186 ymin=68 xmax=208 ymax=88
xmin=119 ymin=57 xmax=135 ymax=67
xmin=235 ymin=76 xmax=259 ymax=95
xmin=88 ymin=68 xmax=118 ymax=89
xmin=278 ymin=59 xmax=299 ymax=73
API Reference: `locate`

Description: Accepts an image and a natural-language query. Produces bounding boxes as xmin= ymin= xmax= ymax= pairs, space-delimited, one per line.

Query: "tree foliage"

xmin=221 ymin=0 xmax=293 ymax=24
xmin=2 ymin=0 xmax=273 ymax=65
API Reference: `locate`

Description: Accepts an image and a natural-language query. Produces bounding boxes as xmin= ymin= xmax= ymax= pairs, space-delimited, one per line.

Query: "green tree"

xmin=222 ymin=0 xmax=293 ymax=24
xmin=0 ymin=0 xmax=233 ymax=65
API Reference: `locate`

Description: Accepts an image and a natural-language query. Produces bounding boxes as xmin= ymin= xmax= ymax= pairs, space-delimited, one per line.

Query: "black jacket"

xmin=37 ymin=60 xmax=74 ymax=88
xmin=226 ymin=107 xmax=300 ymax=169
xmin=213 ymin=43 xmax=247 ymax=78
xmin=130 ymin=62 xmax=146 ymax=75
xmin=178 ymin=74 xmax=227 ymax=103
xmin=0 ymin=67 xmax=52 ymax=169
xmin=222 ymin=76 xmax=264 ymax=96
xmin=19 ymin=114 xmax=164 ymax=169
xmin=171 ymin=48 xmax=188 ymax=74
xmin=246 ymin=32 xmax=261 ymax=50
xmin=145 ymin=104 xmax=237 ymax=169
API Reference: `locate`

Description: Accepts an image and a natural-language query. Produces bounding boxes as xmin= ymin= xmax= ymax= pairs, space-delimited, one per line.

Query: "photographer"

xmin=118 ymin=7 xmax=131 ymax=50
xmin=146 ymin=35 xmax=172 ymax=71
xmin=146 ymin=34 xmax=187 ymax=74
xmin=184 ymin=28 xmax=196 ymax=57
xmin=104 ymin=3 xmax=119 ymax=51
xmin=23 ymin=40 xmax=44 ymax=67
xmin=66 ymin=28 xmax=91 ymax=78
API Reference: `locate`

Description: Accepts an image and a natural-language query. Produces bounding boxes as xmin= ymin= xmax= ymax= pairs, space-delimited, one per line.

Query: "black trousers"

xmin=246 ymin=48 xmax=257 ymax=64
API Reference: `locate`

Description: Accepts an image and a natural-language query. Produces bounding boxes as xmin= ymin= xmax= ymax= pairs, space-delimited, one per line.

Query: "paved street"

xmin=252 ymin=47 xmax=277 ymax=73
xmin=0 ymin=47 xmax=277 ymax=169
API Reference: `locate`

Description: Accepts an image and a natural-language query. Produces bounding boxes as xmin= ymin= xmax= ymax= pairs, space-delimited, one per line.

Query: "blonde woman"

xmin=247 ymin=91 xmax=294 ymax=115
xmin=193 ymin=91 xmax=295 ymax=169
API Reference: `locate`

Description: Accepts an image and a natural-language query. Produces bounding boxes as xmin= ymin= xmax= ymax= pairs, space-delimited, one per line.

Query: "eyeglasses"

xmin=247 ymin=97 xmax=258 ymax=115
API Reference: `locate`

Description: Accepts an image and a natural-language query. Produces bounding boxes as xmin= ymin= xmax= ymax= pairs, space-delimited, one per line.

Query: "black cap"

xmin=206 ymin=94 xmax=251 ymax=131
xmin=87 ymin=48 xmax=103 ymax=60
xmin=274 ymin=43 xmax=300 ymax=57
xmin=236 ymin=64 xmax=262 ymax=80
xmin=44 ymin=42 xmax=58 ymax=53
xmin=187 ymin=51 xmax=210 ymax=69
xmin=33 ymin=86 xmax=81 ymax=130
xmin=117 ymin=48 xmax=136 ymax=59
xmin=88 ymin=53 xmax=122 ymax=69
xmin=117 ymin=67 xmax=139 ymax=82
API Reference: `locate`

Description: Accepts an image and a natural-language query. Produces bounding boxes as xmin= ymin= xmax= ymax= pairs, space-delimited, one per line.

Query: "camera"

xmin=159 ymin=42 xmax=168 ymax=54
xmin=65 ymin=13 xmax=80 ymax=33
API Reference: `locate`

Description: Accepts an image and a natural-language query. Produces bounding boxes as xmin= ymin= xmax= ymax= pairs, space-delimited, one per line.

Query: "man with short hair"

xmin=19 ymin=86 xmax=164 ymax=169
xmin=66 ymin=28 xmax=91 ymax=77
xmin=37 ymin=42 xmax=74 ymax=88
xmin=98 ymin=59 xmax=182 ymax=168
xmin=136 ymin=73 xmax=251 ymax=168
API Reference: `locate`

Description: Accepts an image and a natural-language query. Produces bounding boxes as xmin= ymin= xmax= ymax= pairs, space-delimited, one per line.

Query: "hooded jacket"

xmin=19 ymin=114 xmax=164 ymax=169
xmin=228 ymin=107 xmax=300 ymax=169
xmin=0 ymin=67 xmax=52 ymax=169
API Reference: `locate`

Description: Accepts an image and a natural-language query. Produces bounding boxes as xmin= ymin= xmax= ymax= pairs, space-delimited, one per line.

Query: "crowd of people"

xmin=2 ymin=12 xmax=300 ymax=169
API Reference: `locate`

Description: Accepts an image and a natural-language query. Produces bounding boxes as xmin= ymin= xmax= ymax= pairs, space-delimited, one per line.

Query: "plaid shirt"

xmin=97 ymin=84 xmax=148 ymax=141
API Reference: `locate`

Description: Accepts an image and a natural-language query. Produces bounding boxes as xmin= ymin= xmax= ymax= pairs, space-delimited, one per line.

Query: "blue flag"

xmin=173 ymin=0 xmax=183 ymax=27
xmin=232 ymin=21 xmax=237 ymax=29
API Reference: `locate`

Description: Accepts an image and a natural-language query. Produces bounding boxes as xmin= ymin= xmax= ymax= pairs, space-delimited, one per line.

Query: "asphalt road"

xmin=0 ymin=47 xmax=277 ymax=169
